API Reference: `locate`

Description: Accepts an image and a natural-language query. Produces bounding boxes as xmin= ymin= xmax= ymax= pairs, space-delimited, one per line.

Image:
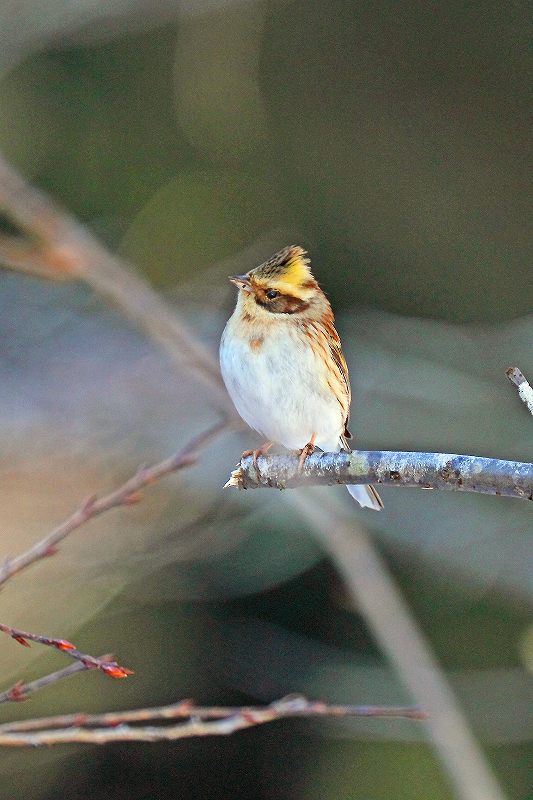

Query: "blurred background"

xmin=0 ymin=1 xmax=531 ymax=798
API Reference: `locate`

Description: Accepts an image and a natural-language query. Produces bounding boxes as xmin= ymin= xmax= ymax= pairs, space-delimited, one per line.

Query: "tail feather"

xmin=347 ymin=483 xmax=384 ymax=511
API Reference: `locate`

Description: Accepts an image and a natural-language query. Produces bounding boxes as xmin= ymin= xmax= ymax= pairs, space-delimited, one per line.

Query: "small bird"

xmin=220 ymin=245 xmax=383 ymax=510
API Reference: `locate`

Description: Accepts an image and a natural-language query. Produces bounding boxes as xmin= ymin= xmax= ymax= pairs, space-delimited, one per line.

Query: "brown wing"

xmin=304 ymin=318 xmax=352 ymax=435
xmin=327 ymin=329 xmax=351 ymax=409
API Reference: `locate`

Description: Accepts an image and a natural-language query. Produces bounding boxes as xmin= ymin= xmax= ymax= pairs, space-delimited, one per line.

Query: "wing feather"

xmin=303 ymin=319 xmax=351 ymax=431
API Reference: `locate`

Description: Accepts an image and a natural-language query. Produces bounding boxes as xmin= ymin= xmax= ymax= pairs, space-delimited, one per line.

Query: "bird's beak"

xmin=229 ymin=274 xmax=252 ymax=292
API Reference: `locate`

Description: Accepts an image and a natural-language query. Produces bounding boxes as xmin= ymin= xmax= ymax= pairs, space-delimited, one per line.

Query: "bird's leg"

xmin=241 ymin=442 xmax=272 ymax=473
xmin=297 ymin=433 xmax=316 ymax=472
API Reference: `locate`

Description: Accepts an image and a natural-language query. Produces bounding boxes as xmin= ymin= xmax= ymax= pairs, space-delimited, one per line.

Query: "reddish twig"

xmin=0 ymin=625 xmax=132 ymax=679
xmin=0 ymin=695 xmax=426 ymax=746
xmin=0 ymin=655 xmax=114 ymax=705
xmin=506 ymin=367 xmax=533 ymax=417
xmin=0 ymin=419 xmax=227 ymax=590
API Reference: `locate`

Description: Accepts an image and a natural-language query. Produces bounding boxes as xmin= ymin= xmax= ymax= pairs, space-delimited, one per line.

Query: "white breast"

xmin=220 ymin=315 xmax=345 ymax=450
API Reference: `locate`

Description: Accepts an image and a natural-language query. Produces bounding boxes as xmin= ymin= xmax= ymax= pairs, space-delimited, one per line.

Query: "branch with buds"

xmin=0 ymin=422 xmax=226 ymax=708
xmin=0 ymin=420 xmax=226 ymax=589
xmin=225 ymin=450 xmax=533 ymax=500
xmin=0 ymin=625 xmax=133 ymax=680
xmin=0 ymin=658 xmax=113 ymax=705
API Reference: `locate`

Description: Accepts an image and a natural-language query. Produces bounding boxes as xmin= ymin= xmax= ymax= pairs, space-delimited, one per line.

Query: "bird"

xmin=219 ymin=245 xmax=383 ymax=510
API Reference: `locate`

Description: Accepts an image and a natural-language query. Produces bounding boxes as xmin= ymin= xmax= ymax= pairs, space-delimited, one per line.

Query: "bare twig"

xmin=0 ymin=656 xmax=113 ymax=705
xmin=0 ymin=625 xmax=132 ymax=679
xmin=226 ymin=451 xmax=533 ymax=500
xmin=0 ymin=423 xmax=228 ymax=714
xmin=0 ymin=419 xmax=227 ymax=589
xmin=1 ymin=695 xmax=426 ymax=734
xmin=506 ymin=367 xmax=533 ymax=417
xmin=0 ymin=695 xmax=425 ymax=746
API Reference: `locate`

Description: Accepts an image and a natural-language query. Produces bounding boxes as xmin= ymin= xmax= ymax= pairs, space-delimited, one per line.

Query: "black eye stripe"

xmin=255 ymin=294 xmax=310 ymax=314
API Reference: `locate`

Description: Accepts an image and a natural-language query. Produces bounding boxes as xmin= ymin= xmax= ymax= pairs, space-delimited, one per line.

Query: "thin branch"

xmin=0 ymin=419 xmax=228 ymax=589
xmin=0 ymin=695 xmax=425 ymax=746
xmin=0 ymin=423 xmax=228 ymax=713
xmin=226 ymin=451 xmax=533 ymax=500
xmin=0 ymin=625 xmax=132 ymax=679
xmin=0 ymin=656 xmax=113 ymax=705
xmin=506 ymin=367 xmax=533 ymax=417
xmin=0 ymin=695 xmax=426 ymax=734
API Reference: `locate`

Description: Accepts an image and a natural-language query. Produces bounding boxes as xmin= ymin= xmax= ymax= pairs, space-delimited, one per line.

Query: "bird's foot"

xmin=297 ymin=434 xmax=316 ymax=473
xmin=241 ymin=442 xmax=272 ymax=476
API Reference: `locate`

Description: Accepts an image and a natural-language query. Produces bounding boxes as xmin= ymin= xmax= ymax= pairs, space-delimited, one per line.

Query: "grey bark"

xmin=228 ymin=451 xmax=533 ymax=501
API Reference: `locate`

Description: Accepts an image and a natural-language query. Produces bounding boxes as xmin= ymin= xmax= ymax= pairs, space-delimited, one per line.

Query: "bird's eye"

xmin=265 ymin=289 xmax=280 ymax=299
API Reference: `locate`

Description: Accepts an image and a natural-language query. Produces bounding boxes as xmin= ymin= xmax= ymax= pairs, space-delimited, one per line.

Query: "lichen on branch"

xmin=226 ymin=450 xmax=533 ymax=501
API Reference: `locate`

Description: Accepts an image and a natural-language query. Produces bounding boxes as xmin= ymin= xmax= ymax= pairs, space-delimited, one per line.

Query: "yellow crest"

xmin=251 ymin=246 xmax=313 ymax=294
xmin=277 ymin=246 xmax=311 ymax=287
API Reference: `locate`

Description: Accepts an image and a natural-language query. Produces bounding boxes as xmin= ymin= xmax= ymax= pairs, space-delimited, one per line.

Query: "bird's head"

xmin=229 ymin=246 xmax=327 ymax=317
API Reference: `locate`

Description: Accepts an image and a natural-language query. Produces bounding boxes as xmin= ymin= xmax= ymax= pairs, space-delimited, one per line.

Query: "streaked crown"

xmin=251 ymin=245 xmax=312 ymax=288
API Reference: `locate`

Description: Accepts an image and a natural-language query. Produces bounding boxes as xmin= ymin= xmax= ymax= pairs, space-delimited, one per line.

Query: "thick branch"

xmin=226 ymin=451 xmax=533 ymax=500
